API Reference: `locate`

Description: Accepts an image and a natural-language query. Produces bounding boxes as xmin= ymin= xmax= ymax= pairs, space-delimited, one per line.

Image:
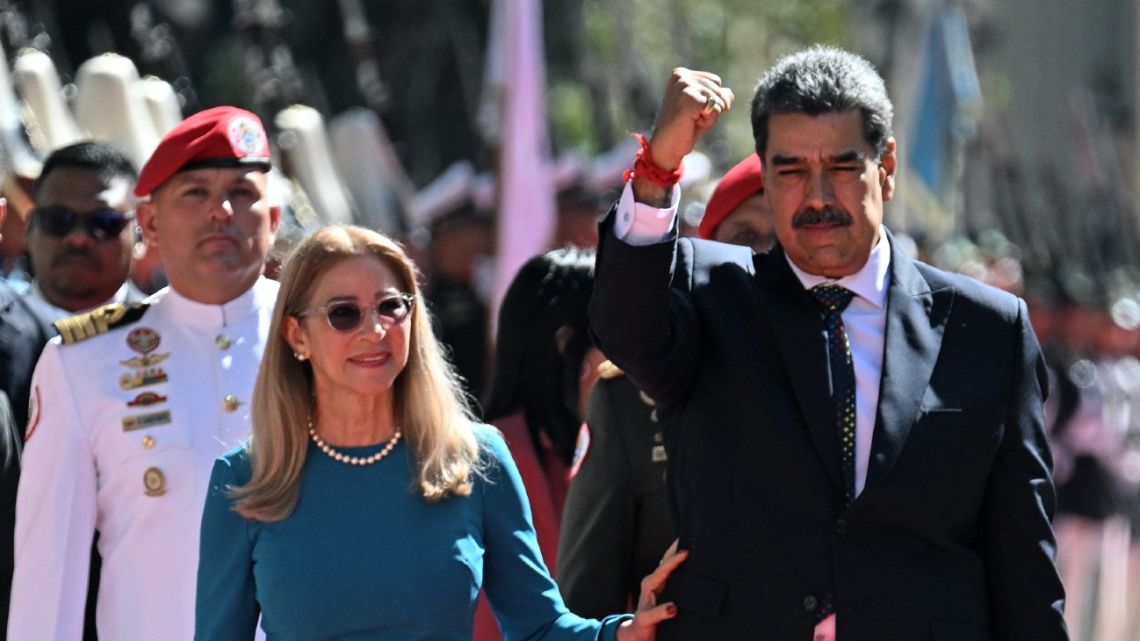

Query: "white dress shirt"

xmin=613 ymin=181 xmax=890 ymax=495
xmin=28 ymin=279 xmax=146 ymax=318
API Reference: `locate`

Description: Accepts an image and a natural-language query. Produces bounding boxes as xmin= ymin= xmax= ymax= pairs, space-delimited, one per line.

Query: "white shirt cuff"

xmin=612 ymin=181 xmax=680 ymax=246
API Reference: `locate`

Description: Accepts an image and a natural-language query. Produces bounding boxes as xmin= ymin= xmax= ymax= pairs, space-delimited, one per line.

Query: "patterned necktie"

xmin=810 ymin=284 xmax=857 ymax=506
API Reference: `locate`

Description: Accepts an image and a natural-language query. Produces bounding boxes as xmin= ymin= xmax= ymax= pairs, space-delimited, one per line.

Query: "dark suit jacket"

xmin=557 ymin=375 xmax=674 ymax=617
xmin=0 ymin=282 xmax=55 ymax=431
xmin=0 ymin=281 xmax=56 ymax=640
xmin=590 ymin=221 xmax=1067 ymax=641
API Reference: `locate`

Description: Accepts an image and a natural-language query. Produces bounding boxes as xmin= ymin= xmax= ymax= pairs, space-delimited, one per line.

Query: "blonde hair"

xmin=230 ymin=225 xmax=481 ymax=521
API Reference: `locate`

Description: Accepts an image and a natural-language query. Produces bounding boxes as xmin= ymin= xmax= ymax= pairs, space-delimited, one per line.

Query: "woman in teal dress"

xmin=195 ymin=225 xmax=685 ymax=640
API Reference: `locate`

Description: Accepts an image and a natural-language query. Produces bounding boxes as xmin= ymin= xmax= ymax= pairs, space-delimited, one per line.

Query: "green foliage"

xmin=545 ymin=0 xmax=852 ymax=166
xmin=548 ymin=81 xmax=599 ymax=153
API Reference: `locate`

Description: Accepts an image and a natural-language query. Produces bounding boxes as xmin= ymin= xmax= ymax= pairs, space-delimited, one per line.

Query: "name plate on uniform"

xmin=122 ymin=410 xmax=172 ymax=432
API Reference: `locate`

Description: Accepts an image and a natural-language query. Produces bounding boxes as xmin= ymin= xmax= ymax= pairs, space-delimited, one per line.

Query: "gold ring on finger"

xmin=701 ymin=94 xmax=717 ymax=116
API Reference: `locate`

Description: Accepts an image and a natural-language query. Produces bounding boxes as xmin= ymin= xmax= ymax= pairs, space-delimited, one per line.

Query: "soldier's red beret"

xmin=698 ymin=153 xmax=765 ymax=240
xmin=134 ymin=106 xmax=271 ymax=197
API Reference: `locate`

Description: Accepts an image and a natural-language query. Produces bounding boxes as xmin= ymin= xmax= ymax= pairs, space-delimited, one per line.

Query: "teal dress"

xmin=196 ymin=424 xmax=628 ymax=640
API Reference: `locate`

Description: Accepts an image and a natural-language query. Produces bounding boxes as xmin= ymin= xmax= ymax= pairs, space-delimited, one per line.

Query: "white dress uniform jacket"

xmin=8 ymin=277 xmax=279 ymax=641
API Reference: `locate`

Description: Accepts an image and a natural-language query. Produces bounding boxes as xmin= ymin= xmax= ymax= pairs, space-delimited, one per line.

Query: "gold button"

xmin=223 ymin=395 xmax=241 ymax=412
xmin=142 ymin=435 xmax=155 ymax=449
xmin=215 ymin=334 xmax=232 ymax=350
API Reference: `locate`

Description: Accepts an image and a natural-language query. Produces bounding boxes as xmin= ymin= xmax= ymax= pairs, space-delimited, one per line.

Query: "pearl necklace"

xmin=308 ymin=419 xmax=402 ymax=466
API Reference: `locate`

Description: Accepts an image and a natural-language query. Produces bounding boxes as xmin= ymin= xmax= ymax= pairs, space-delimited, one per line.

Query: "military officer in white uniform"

xmin=9 ymin=106 xmax=281 ymax=641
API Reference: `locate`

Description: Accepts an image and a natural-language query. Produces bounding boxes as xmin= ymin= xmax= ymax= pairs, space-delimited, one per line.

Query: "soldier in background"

xmin=696 ymin=153 xmax=774 ymax=253
xmin=1048 ymin=293 xmax=1126 ymax=641
xmin=8 ymin=106 xmax=280 ymax=641
xmin=425 ymin=203 xmax=491 ymax=401
xmin=555 ymin=185 xmax=604 ymax=249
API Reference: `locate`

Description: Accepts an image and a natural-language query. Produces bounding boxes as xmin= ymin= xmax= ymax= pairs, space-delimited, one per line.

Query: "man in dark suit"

xmin=0 ymin=290 xmax=101 ymax=641
xmin=557 ymin=363 xmax=674 ymax=617
xmin=0 ymin=199 xmax=59 ymax=639
xmin=590 ymin=46 xmax=1067 ymax=640
xmin=0 ymin=284 xmax=55 ymax=432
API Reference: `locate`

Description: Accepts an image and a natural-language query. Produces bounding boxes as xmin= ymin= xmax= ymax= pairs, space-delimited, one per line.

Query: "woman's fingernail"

xmin=666 ymin=604 xmax=677 ymax=616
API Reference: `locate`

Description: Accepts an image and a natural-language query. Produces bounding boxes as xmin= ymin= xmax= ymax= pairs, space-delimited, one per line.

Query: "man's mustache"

xmin=792 ymin=206 xmax=852 ymax=228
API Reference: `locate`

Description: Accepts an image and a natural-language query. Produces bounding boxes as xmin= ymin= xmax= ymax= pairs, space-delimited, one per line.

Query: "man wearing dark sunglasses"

xmin=25 ymin=141 xmax=144 ymax=316
xmin=10 ymin=106 xmax=281 ymax=641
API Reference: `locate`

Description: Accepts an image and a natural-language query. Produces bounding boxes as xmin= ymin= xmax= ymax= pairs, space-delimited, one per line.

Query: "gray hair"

xmin=750 ymin=45 xmax=894 ymax=157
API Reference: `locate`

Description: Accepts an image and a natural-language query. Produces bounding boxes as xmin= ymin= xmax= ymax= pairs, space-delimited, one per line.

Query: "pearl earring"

xmin=294 ymin=352 xmax=308 ymax=361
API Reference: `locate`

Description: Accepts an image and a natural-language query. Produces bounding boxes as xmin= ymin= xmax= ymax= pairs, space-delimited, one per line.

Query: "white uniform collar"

xmin=784 ymin=226 xmax=891 ymax=309
xmin=159 ymin=277 xmax=277 ymax=328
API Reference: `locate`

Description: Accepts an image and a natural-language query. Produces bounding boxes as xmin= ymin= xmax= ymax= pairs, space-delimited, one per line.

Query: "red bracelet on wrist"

xmin=622 ymin=133 xmax=684 ymax=188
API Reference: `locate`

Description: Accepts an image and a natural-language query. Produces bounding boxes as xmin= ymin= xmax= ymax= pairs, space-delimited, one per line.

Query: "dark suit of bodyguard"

xmin=590 ymin=47 xmax=1067 ymax=640
xmin=557 ymin=369 xmax=673 ymax=617
xmin=0 ymin=281 xmax=55 ymax=637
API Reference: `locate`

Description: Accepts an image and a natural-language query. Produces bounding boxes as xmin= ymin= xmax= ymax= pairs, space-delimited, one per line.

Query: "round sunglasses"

xmin=296 ymin=294 xmax=416 ymax=333
xmin=32 ymin=205 xmax=135 ymax=242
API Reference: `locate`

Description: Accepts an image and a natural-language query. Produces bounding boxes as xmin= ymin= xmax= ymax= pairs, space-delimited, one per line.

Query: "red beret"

xmin=134 ymin=106 xmax=271 ymax=197
xmin=698 ymin=153 xmax=765 ymax=240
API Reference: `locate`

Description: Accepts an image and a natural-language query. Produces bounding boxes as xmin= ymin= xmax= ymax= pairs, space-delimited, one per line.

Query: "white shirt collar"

xmin=30 ymin=280 xmax=134 ymax=315
xmin=784 ymin=226 xmax=891 ymax=309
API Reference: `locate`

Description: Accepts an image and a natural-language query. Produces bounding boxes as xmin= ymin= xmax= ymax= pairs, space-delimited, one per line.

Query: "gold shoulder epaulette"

xmin=597 ymin=360 xmax=624 ymax=380
xmin=55 ymin=302 xmax=151 ymax=345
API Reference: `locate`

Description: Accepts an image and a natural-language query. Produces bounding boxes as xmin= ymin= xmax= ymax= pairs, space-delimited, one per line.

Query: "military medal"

xmin=126 ymin=327 xmax=160 ymax=354
xmin=119 ymin=352 xmax=170 ymax=368
xmin=122 ymin=409 xmax=172 ymax=431
xmin=119 ymin=367 xmax=169 ymax=390
xmin=126 ymin=391 xmax=167 ymax=407
xmin=143 ymin=467 xmax=166 ymax=496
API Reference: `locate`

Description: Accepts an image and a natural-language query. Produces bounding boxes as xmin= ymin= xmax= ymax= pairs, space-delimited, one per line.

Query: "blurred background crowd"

xmin=0 ymin=0 xmax=1139 ymax=639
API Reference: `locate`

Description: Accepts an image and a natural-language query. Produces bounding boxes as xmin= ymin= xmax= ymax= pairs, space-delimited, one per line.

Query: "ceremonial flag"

xmin=905 ymin=4 xmax=983 ymax=234
xmin=484 ymin=0 xmax=557 ymax=328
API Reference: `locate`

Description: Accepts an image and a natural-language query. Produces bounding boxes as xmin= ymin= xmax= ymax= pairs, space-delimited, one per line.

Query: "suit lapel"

xmin=754 ymin=248 xmax=845 ymax=495
xmin=864 ymin=238 xmax=953 ymax=492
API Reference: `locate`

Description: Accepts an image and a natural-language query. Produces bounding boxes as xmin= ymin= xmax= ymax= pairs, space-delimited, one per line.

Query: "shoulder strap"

xmin=55 ymin=302 xmax=151 ymax=345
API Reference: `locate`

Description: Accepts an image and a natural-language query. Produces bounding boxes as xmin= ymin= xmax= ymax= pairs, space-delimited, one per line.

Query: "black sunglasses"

xmin=297 ymin=294 xmax=416 ymax=333
xmin=33 ymin=205 xmax=134 ymax=242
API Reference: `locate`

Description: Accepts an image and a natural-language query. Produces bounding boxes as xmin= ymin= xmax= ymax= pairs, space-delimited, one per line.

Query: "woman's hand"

xmin=615 ymin=541 xmax=688 ymax=641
